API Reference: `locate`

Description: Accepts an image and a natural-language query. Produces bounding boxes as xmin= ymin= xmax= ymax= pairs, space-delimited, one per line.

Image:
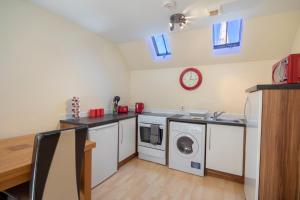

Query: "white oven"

xmin=137 ymin=114 xmax=170 ymax=165
xmin=138 ymin=122 xmax=166 ymax=151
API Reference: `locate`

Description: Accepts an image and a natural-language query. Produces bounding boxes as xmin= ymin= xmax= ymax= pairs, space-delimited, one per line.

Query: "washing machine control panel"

xmin=170 ymin=122 xmax=205 ymax=134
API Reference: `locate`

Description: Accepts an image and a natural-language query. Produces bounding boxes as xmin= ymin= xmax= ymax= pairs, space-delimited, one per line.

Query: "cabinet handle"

xmin=209 ymin=127 xmax=212 ymax=151
xmin=121 ymin=123 xmax=124 ymax=144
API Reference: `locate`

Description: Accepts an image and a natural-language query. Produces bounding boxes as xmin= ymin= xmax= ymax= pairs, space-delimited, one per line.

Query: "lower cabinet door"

xmin=89 ymin=123 xmax=118 ymax=187
xmin=206 ymin=124 xmax=244 ymax=176
xmin=119 ymin=118 xmax=136 ymax=162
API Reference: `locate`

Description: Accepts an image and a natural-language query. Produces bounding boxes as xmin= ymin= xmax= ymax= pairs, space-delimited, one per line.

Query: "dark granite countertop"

xmin=61 ymin=112 xmax=245 ymax=128
xmin=60 ymin=112 xmax=137 ymax=128
xmin=167 ymin=115 xmax=246 ymax=127
xmin=246 ymin=84 xmax=300 ymax=93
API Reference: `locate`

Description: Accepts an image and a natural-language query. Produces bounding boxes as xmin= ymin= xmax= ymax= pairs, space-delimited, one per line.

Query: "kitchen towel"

xmin=150 ymin=124 xmax=161 ymax=145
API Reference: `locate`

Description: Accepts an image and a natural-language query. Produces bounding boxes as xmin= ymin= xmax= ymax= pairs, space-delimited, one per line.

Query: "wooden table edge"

xmin=0 ymin=135 xmax=96 ymax=197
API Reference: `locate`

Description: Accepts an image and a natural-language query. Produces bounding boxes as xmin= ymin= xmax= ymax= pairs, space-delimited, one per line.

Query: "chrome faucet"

xmin=213 ymin=111 xmax=225 ymax=120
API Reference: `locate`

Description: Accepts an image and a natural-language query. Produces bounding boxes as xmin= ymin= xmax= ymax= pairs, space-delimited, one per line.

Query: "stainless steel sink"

xmin=180 ymin=116 xmax=205 ymax=120
xmin=179 ymin=115 xmax=206 ymax=120
xmin=215 ymin=118 xmax=243 ymax=123
xmin=177 ymin=114 xmax=244 ymax=124
xmin=206 ymin=117 xmax=244 ymax=124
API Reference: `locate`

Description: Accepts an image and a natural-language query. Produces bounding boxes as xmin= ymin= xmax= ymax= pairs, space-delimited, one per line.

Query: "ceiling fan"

xmin=163 ymin=0 xmax=238 ymax=31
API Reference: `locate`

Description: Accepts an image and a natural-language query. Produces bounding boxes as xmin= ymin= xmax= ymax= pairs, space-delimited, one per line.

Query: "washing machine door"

xmin=174 ymin=133 xmax=199 ymax=158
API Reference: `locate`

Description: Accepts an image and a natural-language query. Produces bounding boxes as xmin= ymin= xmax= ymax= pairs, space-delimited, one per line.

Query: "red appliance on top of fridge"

xmin=135 ymin=103 xmax=144 ymax=113
xmin=272 ymin=54 xmax=300 ymax=84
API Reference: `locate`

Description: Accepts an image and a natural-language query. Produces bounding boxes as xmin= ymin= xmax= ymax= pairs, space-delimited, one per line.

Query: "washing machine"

xmin=169 ymin=122 xmax=205 ymax=176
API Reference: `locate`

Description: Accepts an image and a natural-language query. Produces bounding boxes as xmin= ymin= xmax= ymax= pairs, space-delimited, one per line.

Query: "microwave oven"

xmin=272 ymin=54 xmax=300 ymax=84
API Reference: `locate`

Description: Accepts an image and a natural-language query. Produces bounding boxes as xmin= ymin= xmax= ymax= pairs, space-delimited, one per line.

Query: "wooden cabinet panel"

xmin=259 ymin=90 xmax=300 ymax=200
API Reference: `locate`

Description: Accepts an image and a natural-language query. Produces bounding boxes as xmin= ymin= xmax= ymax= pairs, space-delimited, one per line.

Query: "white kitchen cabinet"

xmin=119 ymin=118 xmax=136 ymax=162
xmin=89 ymin=123 xmax=118 ymax=187
xmin=206 ymin=124 xmax=244 ymax=176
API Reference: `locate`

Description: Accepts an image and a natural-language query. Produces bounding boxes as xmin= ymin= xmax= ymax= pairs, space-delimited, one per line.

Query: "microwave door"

xmin=273 ymin=61 xmax=288 ymax=83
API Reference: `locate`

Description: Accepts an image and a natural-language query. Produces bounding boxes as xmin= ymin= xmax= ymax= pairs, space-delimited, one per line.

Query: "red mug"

xmin=96 ymin=108 xmax=104 ymax=117
xmin=89 ymin=109 xmax=96 ymax=118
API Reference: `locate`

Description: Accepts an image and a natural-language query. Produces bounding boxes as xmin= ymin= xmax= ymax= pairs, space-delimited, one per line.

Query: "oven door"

xmin=138 ymin=123 xmax=166 ymax=151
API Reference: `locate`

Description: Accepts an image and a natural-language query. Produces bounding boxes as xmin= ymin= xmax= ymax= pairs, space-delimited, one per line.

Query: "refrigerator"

xmin=88 ymin=123 xmax=118 ymax=187
xmin=244 ymin=91 xmax=262 ymax=200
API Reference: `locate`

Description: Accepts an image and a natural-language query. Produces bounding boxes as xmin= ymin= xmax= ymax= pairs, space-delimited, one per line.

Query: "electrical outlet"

xmin=180 ymin=106 xmax=185 ymax=112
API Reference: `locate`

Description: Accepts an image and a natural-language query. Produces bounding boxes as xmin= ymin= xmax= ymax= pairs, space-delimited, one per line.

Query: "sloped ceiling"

xmin=30 ymin=0 xmax=300 ymax=43
xmin=119 ymin=11 xmax=300 ymax=70
xmin=28 ymin=0 xmax=300 ymax=69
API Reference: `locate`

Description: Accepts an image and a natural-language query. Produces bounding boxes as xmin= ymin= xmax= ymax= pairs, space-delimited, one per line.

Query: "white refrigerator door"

xmin=89 ymin=123 xmax=118 ymax=187
xmin=244 ymin=91 xmax=262 ymax=200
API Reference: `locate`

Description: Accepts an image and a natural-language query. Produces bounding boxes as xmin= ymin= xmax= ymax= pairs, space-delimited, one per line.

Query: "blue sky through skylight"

xmin=151 ymin=34 xmax=171 ymax=59
xmin=213 ymin=19 xmax=242 ymax=49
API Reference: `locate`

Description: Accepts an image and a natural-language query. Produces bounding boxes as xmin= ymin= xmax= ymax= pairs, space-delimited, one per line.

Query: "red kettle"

xmin=135 ymin=103 xmax=144 ymax=113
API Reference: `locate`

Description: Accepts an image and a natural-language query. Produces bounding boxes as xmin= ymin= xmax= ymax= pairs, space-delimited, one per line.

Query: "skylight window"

xmin=213 ymin=19 xmax=243 ymax=54
xmin=151 ymin=34 xmax=171 ymax=59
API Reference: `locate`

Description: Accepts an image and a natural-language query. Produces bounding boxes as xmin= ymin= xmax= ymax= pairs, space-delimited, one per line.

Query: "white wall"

xmin=291 ymin=23 xmax=300 ymax=53
xmin=130 ymin=60 xmax=274 ymax=114
xmin=125 ymin=11 xmax=300 ymax=114
xmin=0 ymin=0 xmax=130 ymax=138
xmin=119 ymin=11 xmax=300 ymax=70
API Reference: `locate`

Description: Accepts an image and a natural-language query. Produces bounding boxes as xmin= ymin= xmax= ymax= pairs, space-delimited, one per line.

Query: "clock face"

xmin=179 ymin=68 xmax=202 ymax=90
xmin=182 ymin=71 xmax=199 ymax=87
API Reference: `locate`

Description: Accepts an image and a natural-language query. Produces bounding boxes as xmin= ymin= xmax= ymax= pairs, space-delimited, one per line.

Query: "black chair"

xmin=0 ymin=126 xmax=88 ymax=200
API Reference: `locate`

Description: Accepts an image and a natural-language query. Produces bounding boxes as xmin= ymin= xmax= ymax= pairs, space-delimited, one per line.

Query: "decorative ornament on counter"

xmin=72 ymin=96 xmax=80 ymax=119
xmin=113 ymin=96 xmax=120 ymax=114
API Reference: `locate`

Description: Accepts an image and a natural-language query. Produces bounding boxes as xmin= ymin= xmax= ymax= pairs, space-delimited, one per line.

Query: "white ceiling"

xmin=30 ymin=0 xmax=300 ymax=43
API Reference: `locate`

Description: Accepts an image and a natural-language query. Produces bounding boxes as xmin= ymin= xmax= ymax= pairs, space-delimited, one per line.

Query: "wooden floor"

xmin=92 ymin=158 xmax=245 ymax=200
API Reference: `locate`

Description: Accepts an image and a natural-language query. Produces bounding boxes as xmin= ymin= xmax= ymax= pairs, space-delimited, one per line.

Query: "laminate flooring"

xmin=92 ymin=158 xmax=245 ymax=200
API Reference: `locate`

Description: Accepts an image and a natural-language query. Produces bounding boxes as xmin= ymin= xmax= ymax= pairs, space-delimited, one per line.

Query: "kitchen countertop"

xmin=246 ymin=84 xmax=300 ymax=93
xmin=61 ymin=112 xmax=245 ymax=128
xmin=60 ymin=112 xmax=137 ymax=128
xmin=167 ymin=115 xmax=246 ymax=127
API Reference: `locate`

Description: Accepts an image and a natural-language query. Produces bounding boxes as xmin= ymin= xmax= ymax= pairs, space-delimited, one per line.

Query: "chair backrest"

xmin=29 ymin=126 xmax=88 ymax=200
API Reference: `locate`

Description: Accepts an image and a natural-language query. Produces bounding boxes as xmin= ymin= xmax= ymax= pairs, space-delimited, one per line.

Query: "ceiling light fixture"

xmin=169 ymin=13 xmax=187 ymax=31
xmin=163 ymin=0 xmax=177 ymax=11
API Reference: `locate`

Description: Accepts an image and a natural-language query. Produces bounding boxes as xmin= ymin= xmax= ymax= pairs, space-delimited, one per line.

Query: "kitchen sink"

xmin=178 ymin=115 xmax=244 ymax=124
xmin=206 ymin=117 xmax=244 ymax=124
xmin=215 ymin=118 xmax=244 ymax=123
xmin=179 ymin=115 xmax=206 ymax=120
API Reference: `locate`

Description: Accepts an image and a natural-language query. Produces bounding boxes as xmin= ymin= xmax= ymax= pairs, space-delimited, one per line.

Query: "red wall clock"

xmin=179 ymin=67 xmax=202 ymax=90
